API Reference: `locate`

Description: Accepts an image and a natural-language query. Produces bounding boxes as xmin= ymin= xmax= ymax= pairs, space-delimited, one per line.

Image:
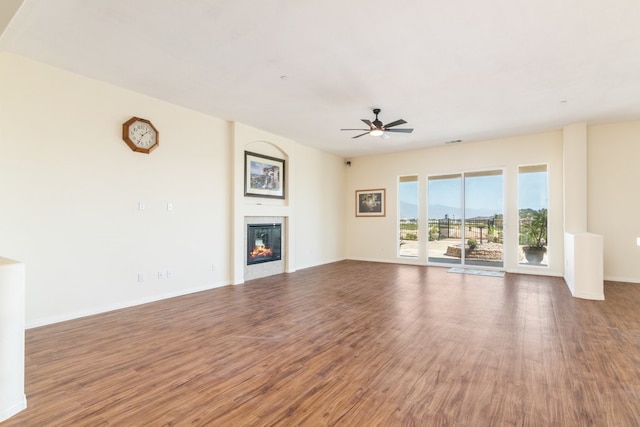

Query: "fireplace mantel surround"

xmin=232 ymin=123 xmax=296 ymax=284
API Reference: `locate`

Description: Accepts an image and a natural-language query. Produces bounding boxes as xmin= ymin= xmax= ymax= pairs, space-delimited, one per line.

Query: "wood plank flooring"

xmin=4 ymin=260 xmax=640 ymax=426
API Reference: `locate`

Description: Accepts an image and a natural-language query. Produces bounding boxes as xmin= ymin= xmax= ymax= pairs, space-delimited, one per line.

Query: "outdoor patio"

xmin=400 ymin=238 xmax=548 ymax=266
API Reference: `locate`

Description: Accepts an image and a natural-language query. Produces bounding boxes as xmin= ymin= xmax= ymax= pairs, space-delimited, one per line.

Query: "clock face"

xmin=129 ymin=120 xmax=156 ymax=149
xmin=122 ymin=117 xmax=159 ymax=153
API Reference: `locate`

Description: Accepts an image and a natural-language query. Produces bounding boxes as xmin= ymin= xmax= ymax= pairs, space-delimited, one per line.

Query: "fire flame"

xmin=250 ymin=245 xmax=273 ymax=259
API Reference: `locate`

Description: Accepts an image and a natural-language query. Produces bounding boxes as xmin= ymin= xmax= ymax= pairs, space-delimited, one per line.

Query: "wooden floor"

xmin=5 ymin=261 xmax=640 ymax=426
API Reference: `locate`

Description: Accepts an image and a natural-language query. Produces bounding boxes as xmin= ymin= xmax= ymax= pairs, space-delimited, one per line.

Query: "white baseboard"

xmin=295 ymin=257 xmax=347 ymax=271
xmin=604 ymin=276 xmax=640 ymax=284
xmin=26 ymin=281 xmax=230 ymax=329
xmin=572 ymin=290 xmax=605 ymax=300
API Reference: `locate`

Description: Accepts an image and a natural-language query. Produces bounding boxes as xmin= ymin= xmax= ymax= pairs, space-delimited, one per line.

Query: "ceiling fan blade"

xmin=383 ymin=119 xmax=407 ymax=129
xmin=341 ymin=128 xmax=369 ymax=131
xmin=352 ymin=132 xmax=370 ymax=139
xmin=385 ymin=128 xmax=414 ymax=133
xmin=361 ymin=119 xmax=373 ymax=128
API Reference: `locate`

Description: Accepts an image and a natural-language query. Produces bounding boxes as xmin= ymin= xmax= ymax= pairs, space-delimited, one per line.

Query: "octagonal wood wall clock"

xmin=122 ymin=117 xmax=159 ymax=154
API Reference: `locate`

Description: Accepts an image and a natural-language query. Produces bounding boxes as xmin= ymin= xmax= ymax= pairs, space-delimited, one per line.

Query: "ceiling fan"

xmin=341 ymin=108 xmax=414 ymax=139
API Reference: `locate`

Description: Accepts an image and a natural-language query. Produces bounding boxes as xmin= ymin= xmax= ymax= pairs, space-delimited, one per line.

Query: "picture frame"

xmin=356 ymin=188 xmax=386 ymax=217
xmin=244 ymin=151 xmax=285 ymax=199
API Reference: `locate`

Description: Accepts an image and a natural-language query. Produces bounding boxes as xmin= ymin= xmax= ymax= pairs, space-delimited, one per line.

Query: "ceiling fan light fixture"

xmin=341 ymin=108 xmax=413 ymax=139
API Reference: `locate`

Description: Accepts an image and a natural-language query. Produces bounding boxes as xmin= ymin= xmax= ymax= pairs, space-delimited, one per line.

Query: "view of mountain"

xmin=399 ymin=203 xmax=501 ymax=220
xmin=399 ymin=201 xmax=418 ymax=219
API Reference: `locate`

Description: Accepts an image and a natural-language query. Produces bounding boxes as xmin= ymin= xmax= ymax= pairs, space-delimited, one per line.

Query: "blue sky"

xmin=518 ymin=171 xmax=548 ymax=210
xmin=400 ymin=171 xmax=548 ymax=217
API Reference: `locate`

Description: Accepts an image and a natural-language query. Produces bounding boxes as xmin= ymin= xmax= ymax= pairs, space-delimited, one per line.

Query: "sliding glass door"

xmin=464 ymin=171 xmax=503 ymax=268
xmin=428 ymin=170 xmax=503 ymax=268
xmin=427 ymin=174 xmax=462 ymax=265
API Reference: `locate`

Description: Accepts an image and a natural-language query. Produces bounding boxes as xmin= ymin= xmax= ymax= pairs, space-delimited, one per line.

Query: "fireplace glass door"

xmin=247 ymin=223 xmax=282 ymax=265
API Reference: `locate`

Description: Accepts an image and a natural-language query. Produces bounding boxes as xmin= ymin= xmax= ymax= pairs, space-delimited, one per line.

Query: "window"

xmin=398 ymin=175 xmax=418 ymax=257
xmin=518 ymin=165 xmax=548 ymax=266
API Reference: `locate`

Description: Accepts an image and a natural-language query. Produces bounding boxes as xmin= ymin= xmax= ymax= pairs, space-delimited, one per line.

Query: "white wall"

xmin=345 ymin=132 xmax=565 ymax=275
xmin=588 ymin=121 xmax=640 ymax=283
xmin=294 ymin=144 xmax=346 ymax=269
xmin=0 ymin=53 xmax=232 ymax=326
xmin=0 ymin=52 xmax=347 ymax=326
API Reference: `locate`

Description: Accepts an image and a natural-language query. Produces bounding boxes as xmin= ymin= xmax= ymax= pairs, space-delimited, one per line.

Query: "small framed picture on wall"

xmin=355 ymin=188 xmax=385 ymax=217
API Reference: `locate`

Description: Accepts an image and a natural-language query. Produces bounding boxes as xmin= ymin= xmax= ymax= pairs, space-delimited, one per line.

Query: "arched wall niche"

xmin=245 ymin=140 xmax=288 ymax=160
xmin=244 ymin=140 xmax=289 ymax=203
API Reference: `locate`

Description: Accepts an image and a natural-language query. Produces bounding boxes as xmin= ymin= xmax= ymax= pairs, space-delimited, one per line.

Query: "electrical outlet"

xmin=138 ymin=273 xmax=145 ymax=282
xmin=637 ymin=237 xmax=640 ymax=246
xmin=166 ymin=270 xmax=172 ymax=279
xmin=157 ymin=271 xmax=164 ymax=280
xmin=211 ymin=264 xmax=216 ymax=272
xmin=138 ymin=201 xmax=145 ymax=211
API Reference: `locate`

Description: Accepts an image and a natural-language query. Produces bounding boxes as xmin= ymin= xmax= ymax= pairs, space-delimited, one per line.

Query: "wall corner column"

xmin=0 ymin=257 xmax=27 ymax=422
xmin=562 ymin=123 xmax=604 ymax=299
xmin=563 ymin=123 xmax=588 ymax=233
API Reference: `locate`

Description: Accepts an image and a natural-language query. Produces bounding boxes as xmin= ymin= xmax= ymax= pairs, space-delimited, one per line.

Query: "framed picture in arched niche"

xmin=356 ymin=188 xmax=385 ymax=217
xmin=244 ymin=151 xmax=285 ymax=199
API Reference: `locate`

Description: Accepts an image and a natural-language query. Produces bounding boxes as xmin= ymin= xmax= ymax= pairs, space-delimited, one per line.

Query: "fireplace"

xmin=247 ymin=223 xmax=282 ymax=265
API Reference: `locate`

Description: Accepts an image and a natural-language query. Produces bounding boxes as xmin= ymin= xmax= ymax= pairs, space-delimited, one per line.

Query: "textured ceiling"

xmin=2 ymin=0 xmax=640 ymax=158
